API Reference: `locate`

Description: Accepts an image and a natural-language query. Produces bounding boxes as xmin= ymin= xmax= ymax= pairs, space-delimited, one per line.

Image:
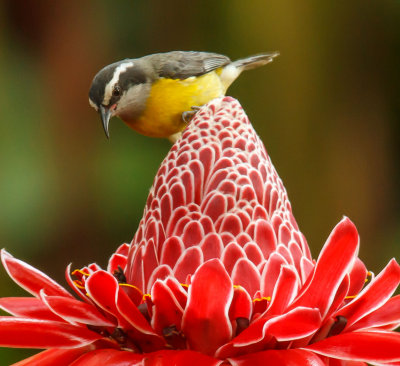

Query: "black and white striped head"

xmin=89 ymin=60 xmax=150 ymax=138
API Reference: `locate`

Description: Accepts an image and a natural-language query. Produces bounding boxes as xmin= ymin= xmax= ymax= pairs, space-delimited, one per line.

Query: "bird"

xmin=89 ymin=51 xmax=279 ymax=142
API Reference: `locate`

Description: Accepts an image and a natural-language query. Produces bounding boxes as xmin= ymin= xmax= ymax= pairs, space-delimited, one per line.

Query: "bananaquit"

xmin=89 ymin=51 xmax=279 ymax=141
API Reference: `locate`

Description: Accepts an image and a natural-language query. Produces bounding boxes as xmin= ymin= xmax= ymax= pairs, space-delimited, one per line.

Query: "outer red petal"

xmin=12 ymin=347 xmax=90 ymax=366
xmin=71 ymin=348 xmax=144 ymax=365
xmin=304 ymin=330 xmax=400 ymax=363
xmin=337 ymin=259 xmax=400 ymax=330
xmin=289 ymin=217 xmax=359 ymax=317
xmin=328 ymin=359 xmax=367 ymax=366
xmin=228 ymin=349 xmax=325 ymax=366
xmin=71 ymin=349 xmax=222 ymax=366
xmin=0 ymin=317 xmax=101 ymax=348
xmin=40 ymin=291 xmax=115 ymax=327
xmin=265 ymin=306 xmax=322 ymax=342
xmin=1 ymin=250 xmax=73 ymax=299
xmin=182 ymin=259 xmax=233 ymax=356
xmin=350 ymin=294 xmax=400 ymax=331
xmin=0 ymin=297 xmax=61 ymax=321
xmin=216 ymin=307 xmax=321 ymax=359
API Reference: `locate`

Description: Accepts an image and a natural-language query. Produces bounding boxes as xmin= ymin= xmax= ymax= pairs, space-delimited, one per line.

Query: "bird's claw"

xmin=182 ymin=106 xmax=201 ymax=123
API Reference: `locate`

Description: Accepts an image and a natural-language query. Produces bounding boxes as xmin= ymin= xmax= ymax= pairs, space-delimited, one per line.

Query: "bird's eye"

xmin=112 ymin=85 xmax=121 ymax=97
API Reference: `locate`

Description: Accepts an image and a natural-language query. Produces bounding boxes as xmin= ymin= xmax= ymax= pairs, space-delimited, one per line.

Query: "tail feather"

xmin=220 ymin=51 xmax=279 ymax=91
xmin=232 ymin=51 xmax=280 ymax=70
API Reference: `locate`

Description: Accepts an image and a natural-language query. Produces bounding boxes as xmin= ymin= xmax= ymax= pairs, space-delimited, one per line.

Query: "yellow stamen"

xmin=143 ymin=293 xmax=152 ymax=301
xmin=73 ymin=280 xmax=85 ymax=289
xmin=253 ymin=296 xmax=271 ymax=303
xmin=365 ymin=271 xmax=372 ymax=283
xmin=72 ymin=269 xmax=90 ymax=277
xmin=119 ymin=283 xmax=143 ymax=293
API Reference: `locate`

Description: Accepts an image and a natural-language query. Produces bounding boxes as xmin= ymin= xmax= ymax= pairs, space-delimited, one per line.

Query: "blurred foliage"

xmin=0 ymin=0 xmax=399 ymax=363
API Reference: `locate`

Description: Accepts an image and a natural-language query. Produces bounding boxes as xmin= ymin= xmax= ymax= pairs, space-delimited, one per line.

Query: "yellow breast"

xmin=127 ymin=71 xmax=225 ymax=138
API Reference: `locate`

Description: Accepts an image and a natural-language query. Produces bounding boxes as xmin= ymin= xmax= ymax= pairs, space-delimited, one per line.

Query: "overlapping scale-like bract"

xmin=126 ymin=97 xmax=311 ymax=297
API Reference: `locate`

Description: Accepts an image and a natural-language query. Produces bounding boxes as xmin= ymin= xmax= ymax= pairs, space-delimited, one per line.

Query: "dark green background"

xmin=0 ymin=1 xmax=399 ymax=363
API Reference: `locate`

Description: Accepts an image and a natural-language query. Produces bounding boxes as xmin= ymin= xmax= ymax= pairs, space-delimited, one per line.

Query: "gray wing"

xmin=148 ymin=51 xmax=231 ymax=80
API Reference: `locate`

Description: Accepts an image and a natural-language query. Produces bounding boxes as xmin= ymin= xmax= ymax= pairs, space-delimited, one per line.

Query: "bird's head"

xmin=89 ymin=60 xmax=150 ymax=138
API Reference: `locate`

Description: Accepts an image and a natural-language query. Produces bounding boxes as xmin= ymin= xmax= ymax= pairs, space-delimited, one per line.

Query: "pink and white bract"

xmin=1 ymin=97 xmax=400 ymax=365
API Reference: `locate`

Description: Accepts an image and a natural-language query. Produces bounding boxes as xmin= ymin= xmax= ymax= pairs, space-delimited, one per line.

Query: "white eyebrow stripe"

xmin=103 ymin=61 xmax=134 ymax=106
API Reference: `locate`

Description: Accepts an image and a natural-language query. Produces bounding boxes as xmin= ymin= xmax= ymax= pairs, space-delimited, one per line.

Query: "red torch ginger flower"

xmin=1 ymin=97 xmax=400 ymax=365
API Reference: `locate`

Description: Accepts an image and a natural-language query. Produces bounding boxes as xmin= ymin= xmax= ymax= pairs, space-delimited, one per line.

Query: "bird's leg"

xmin=181 ymin=106 xmax=201 ymax=123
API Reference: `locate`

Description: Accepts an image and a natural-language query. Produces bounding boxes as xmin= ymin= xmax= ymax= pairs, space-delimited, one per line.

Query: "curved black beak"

xmin=99 ymin=105 xmax=112 ymax=139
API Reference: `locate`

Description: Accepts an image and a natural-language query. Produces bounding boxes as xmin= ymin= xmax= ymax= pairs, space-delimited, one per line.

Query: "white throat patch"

xmin=103 ymin=61 xmax=134 ymax=106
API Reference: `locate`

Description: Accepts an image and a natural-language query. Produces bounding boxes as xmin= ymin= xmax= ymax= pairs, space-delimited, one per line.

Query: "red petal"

xmin=265 ymin=265 xmax=299 ymax=315
xmin=142 ymin=239 xmax=159 ymax=287
xmin=0 ymin=317 xmax=101 ymax=348
xmin=164 ymin=277 xmax=188 ymax=309
xmin=116 ymin=285 xmax=161 ymax=337
xmin=107 ymin=254 xmax=128 ymax=274
xmin=229 ymin=286 xmax=252 ymax=321
xmin=260 ymin=252 xmax=287 ymax=298
xmin=231 ymin=258 xmax=260 ymax=298
xmin=325 ymin=274 xmax=349 ymax=319
xmin=114 ymin=243 xmax=130 ymax=256
xmin=151 ymin=279 xmax=184 ymax=333
xmin=0 ymin=297 xmax=61 ymax=321
xmin=289 ymin=217 xmax=359 ymax=317
xmin=304 ymin=330 xmax=400 ymax=363
xmin=40 ymin=292 xmax=115 ymax=327
xmin=146 ymin=264 xmax=174 ymax=293
xmin=1 ymin=250 xmax=73 ymax=299
xmin=182 ymin=259 xmax=233 ymax=356
xmin=265 ymin=306 xmax=322 ymax=341
xmin=217 ymin=307 xmax=321 ymax=358
xmin=327 ymin=360 xmax=368 ymax=366
xmin=85 ymin=270 xmax=128 ymax=328
xmin=350 ymin=295 xmax=400 ymax=330
xmin=71 ymin=349 xmax=221 ymax=366
xmin=71 ymin=348 xmax=144 ymax=365
xmin=347 ymin=258 xmax=368 ymax=297
xmin=13 ymin=347 xmax=89 ymax=366
xmin=337 ymin=259 xmax=400 ymax=330
xmin=228 ymin=349 xmax=325 ymax=366
xmin=115 ymin=287 xmax=165 ymax=352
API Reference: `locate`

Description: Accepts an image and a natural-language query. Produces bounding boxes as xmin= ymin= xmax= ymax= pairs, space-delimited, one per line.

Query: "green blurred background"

xmin=0 ymin=0 xmax=399 ymax=363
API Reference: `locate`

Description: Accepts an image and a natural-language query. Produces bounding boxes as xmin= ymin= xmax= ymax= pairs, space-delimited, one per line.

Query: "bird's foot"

xmin=181 ymin=106 xmax=201 ymax=123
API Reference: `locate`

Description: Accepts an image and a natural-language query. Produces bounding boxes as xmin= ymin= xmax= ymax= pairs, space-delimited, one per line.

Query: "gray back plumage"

xmin=145 ymin=51 xmax=231 ymax=80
